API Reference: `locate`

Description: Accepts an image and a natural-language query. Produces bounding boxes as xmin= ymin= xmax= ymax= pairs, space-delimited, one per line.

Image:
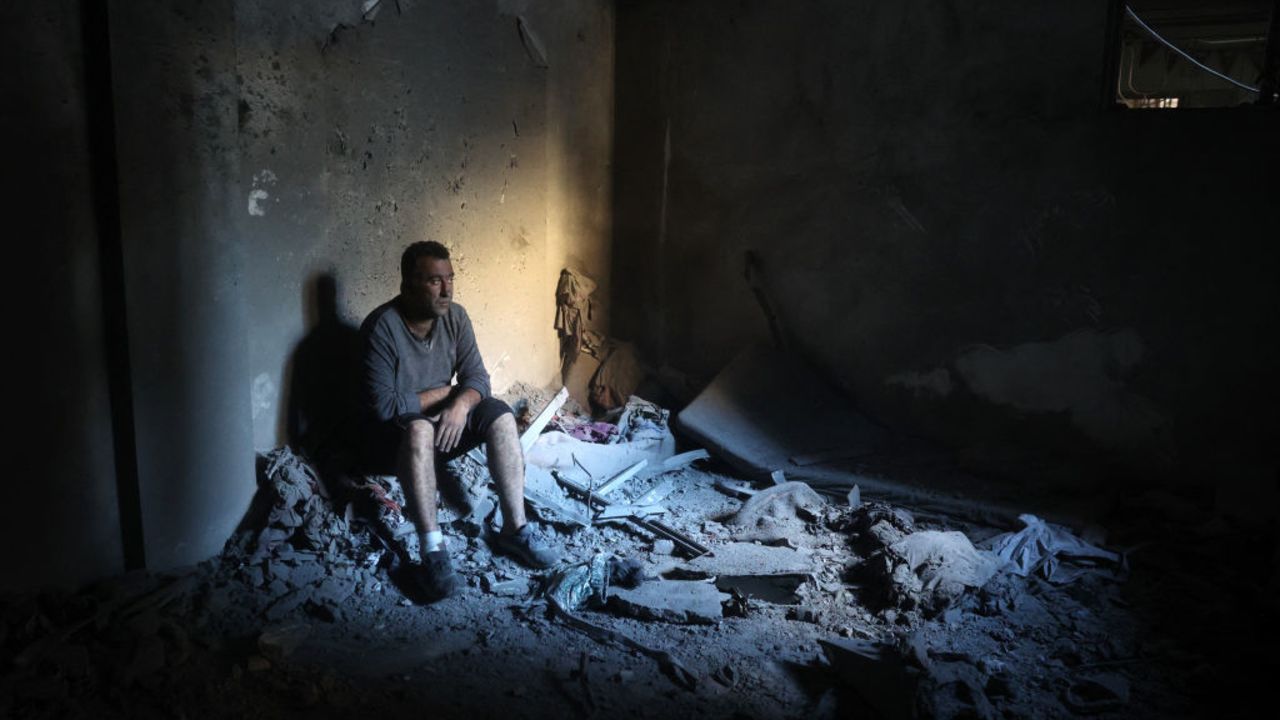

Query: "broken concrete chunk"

xmin=257 ymin=622 xmax=309 ymax=663
xmin=606 ymin=580 xmax=728 ymax=624
xmin=880 ymin=531 xmax=1001 ymax=615
xmin=787 ymin=605 xmax=822 ymax=623
xmin=265 ymin=586 xmax=314 ymax=622
xmin=918 ymin=661 xmax=997 ymax=720
xmin=482 ymin=574 xmax=531 ymax=597
xmin=868 ymin=520 xmax=907 ymax=548
xmin=686 ymin=542 xmax=816 ymax=577
xmin=675 ymin=345 xmax=885 ymax=482
xmin=715 ymin=574 xmax=807 ymax=604
xmin=889 ymin=531 xmax=1001 ymax=590
xmin=661 ymin=449 xmax=709 ymax=470
xmin=312 ymin=577 xmax=353 ymax=606
xmin=846 ymin=485 xmax=861 ymax=509
xmin=240 ymin=565 xmax=265 ymax=588
xmin=820 ymin=638 xmax=920 ymax=720
xmin=727 ymin=482 xmax=826 ymax=544
xmin=1064 ymin=673 xmax=1130 ymax=714
xmin=652 ymin=539 xmax=675 ymax=555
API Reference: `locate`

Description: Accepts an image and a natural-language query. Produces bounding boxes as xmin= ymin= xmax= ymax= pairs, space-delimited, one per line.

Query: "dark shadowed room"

xmin=4 ymin=1 xmax=1278 ymax=718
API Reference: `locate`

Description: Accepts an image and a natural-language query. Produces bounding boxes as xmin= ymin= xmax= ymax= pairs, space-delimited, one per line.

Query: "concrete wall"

xmin=613 ymin=0 xmax=1279 ymax=512
xmin=2 ymin=1 xmax=124 ymax=590
xmin=110 ymin=0 xmax=256 ymax=571
xmin=1 ymin=0 xmax=614 ymax=590
xmin=233 ymin=0 xmax=615 ymax=451
xmin=104 ymin=0 xmax=615 ymax=572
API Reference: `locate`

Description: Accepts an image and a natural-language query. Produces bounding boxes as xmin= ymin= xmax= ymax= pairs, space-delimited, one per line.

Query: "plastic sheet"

xmin=984 ymin=514 xmax=1122 ymax=584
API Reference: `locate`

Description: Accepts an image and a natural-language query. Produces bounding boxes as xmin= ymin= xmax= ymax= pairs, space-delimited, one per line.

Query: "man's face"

xmin=402 ymin=256 xmax=454 ymax=319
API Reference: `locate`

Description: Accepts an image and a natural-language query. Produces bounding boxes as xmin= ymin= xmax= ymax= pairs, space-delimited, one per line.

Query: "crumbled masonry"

xmin=0 ymin=387 xmax=1265 ymax=719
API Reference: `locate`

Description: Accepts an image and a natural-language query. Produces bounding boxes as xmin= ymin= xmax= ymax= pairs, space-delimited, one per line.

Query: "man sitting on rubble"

xmin=359 ymin=240 xmax=559 ymax=600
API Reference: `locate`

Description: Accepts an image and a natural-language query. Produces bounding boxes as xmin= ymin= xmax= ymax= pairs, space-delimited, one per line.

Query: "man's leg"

xmin=485 ymin=413 xmax=528 ymax=533
xmin=398 ymin=418 xmax=440 ymax=543
xmin=396 ymin=418 xmax=458 ymax=599
xmin=481 ymin=408 xmax=559 ymax=568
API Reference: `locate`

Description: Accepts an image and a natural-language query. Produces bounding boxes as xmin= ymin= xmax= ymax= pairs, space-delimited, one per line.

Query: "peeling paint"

xmin=954 ymin=329 xmax=1168 ymax=452
xmin=248 ymin=168 xmax=277 ymax=217
xmin=247 ymin=189 xmax=269 ymax=216
xmin=886 ymin=367 xmax=952 ymax=397
xmin=251 ymin=372 xmax=276 ymax=420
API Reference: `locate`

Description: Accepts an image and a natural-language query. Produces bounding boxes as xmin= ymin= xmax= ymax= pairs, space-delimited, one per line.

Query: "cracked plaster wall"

xmin=2 ymin=0 xmax=615 ymax=586
xmin=109 ymin=0 xmax=614 ymax=572
xmin=614 ymin=0 xmax=1279 ymax=512
xmin=234 ymin=0 xmax=614 ymax=450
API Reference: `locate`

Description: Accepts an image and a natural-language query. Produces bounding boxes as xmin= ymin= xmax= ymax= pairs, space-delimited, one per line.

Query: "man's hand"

xmin=435 ymin=401 xmax=469 ymax=454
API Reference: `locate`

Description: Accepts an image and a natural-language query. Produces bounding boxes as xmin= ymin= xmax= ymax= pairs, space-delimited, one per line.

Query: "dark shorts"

xmin=359 ymin=397 xmax=513 ymax=475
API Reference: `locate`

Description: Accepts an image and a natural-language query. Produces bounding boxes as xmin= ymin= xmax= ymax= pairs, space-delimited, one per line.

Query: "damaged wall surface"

xmin=232 ymin=0 xmax=615 ymax=451
xmin=4 ymin=0 xmax=615 ymax=589
xmin=613 ymin=0 xmax=1279 ymax=509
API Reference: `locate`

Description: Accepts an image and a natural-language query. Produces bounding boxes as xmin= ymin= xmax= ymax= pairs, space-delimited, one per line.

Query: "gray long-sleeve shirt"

xmin=360 ymin=299 xmax=491 ymax=423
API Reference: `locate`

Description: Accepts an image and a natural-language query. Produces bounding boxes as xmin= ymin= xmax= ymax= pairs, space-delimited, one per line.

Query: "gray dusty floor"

xmin=1 ymin=415 xmax=1272 ymax=719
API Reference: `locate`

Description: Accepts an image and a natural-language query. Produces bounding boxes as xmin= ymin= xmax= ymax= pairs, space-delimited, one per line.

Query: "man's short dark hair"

xmin=401 ymin=241 xmax=451 ymax=279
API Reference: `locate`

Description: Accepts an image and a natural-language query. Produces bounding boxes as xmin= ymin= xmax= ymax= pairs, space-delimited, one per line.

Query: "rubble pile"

xmin=0 ymin=383 xmax=1259 ymax=718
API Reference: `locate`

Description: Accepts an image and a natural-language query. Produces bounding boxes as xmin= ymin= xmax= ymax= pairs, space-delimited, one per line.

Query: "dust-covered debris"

xmin=0 ymin=384 xmax=1257 ymax=718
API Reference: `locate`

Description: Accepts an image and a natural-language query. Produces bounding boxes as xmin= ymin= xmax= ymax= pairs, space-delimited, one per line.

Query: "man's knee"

xmin=404 ymin=419 xmax=436 ymax=451
xmin=487 ymin=411 xmax=517 ymax=439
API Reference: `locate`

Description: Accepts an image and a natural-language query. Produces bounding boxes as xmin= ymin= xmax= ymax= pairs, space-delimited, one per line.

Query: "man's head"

xmin=399 ymin=241 xmax=454 ymax=319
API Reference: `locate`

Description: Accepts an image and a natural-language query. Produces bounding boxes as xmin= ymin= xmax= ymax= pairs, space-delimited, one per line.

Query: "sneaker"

xmin=412 ymin=548 xmax=458 ymax=601
xmin=492 ymin=524 xmax=560 ymax=569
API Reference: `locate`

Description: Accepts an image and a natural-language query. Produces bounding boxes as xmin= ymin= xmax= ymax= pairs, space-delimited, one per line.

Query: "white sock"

xmin=420 ymin=530 xmax=444 ymax=556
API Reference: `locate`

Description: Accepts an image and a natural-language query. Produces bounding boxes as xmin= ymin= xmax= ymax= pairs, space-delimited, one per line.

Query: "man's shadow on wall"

xmin=284 ymin=272 xmax=362 ymax=462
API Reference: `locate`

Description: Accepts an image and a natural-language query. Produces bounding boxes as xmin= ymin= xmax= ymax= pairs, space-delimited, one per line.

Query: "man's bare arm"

xmin=416 ymin=385 xmax=454 ymax=415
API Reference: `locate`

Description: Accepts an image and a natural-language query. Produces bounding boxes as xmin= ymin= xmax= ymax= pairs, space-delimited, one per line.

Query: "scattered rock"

xmin=685 ymin=542 xmax=816 ymax=577
xmin=257 ymin=622 xmax=310 ymax=663
xmin=727 ymin=481 xmax=825 ymax=543
xmin=1063 ymin=673 xmax=1130 ymax=714
xmin=607 ymin=580 xmax=729 ymax=624
xmin=481 ymin=574 xmax=531 ymax=597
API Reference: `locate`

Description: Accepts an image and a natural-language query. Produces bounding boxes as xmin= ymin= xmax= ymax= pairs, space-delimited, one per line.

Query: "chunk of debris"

xmin=787 ymin=605 xmax=822 ymax=623
xmin=727 ymin=481 xmax=825 ymax=543
xmin=652 ymin=539 xmax=675 ymax=555
xmin=607 ymin=580 xmax=728 ymax=625
xmin=257 ymin=622 xmax=310 ymax=664
xmin=685 ymin=542 xmax=816 ymax=578
xmin=675 ymin=344 xmax=884 ymax=482
xmin=715 ymin=574 xmax=808 ymax=605
xmin=820 ymin=638 xmax=920 ymax=720
xmin=880 ymin=531 xmax=1002 ymax=615
xmin=846 ymin=484 xmax=861 ymax=509
xmin=1064 ymin=673 xmax=1130 ymax=714
xmin=661 ymin=448 xmax=709 ymax=470
xmin=918 ymin=661 xmax=997 ymax=720
xmin=482 ymin=574 xmax=531 ymax=597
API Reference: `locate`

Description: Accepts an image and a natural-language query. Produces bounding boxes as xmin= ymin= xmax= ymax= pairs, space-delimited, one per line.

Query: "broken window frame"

xmin=1102 ymin=0 xmax=1280 ymax=109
